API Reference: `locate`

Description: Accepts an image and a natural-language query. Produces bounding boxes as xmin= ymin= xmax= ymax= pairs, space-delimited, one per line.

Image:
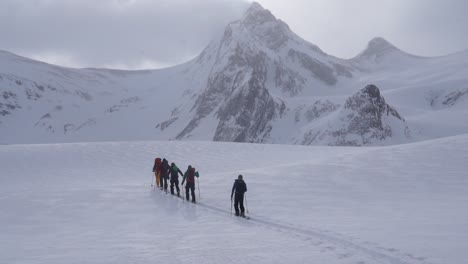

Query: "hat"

xmin=238 ymin=175 xmax=243 ymax=179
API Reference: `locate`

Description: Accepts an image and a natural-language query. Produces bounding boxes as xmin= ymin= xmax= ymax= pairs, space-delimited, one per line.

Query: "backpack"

xmin=236 ymin=180 xmax=247 ymax=193
xmin=154 ymin=158 xmax=162 ymax=170
xmin=161 ymin=160 xmax=170 ymax=176
xmin=187 ymin=168 xmax=196 ymax=183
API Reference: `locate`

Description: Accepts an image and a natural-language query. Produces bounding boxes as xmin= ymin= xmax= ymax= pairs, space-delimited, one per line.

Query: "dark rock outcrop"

xmin=302 ymin=84 xmax=410 ymax=146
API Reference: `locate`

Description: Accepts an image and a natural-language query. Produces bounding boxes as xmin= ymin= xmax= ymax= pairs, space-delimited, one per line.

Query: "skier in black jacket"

xmin=231 ymin=175 xmax=247 ymax=217
xmin=169 ymin=162 xmax=184 ymax=196
xmin=160 ymin=158 xmax=170 ymax=191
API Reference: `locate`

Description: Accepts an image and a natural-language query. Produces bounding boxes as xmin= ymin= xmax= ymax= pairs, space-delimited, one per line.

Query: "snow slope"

xmin=1 ymin=136 xmax=467 ymax=264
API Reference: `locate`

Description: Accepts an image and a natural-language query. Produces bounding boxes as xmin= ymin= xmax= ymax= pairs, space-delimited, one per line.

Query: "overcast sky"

xmin=1 ymin=0 xmax=467 ymax=69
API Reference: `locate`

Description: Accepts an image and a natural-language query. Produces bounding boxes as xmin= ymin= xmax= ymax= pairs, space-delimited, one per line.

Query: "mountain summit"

xmin=352 ymin=37 xmax=424 ymax=67
xmin=360 ymin=37 xmax=400 ymax=57
xmin=242 ymin=2 xmax=277 ymax=25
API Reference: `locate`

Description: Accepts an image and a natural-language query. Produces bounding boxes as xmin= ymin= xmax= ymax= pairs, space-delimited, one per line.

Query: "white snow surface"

xmin=1 ymin=136 xmax=467 ymax=264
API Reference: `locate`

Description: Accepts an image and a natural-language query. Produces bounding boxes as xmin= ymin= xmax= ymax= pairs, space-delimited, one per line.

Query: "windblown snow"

xmin=1 ymin=136 xmax=467 ymax=264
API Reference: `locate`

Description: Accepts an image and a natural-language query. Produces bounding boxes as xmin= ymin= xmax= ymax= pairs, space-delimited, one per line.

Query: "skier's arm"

xmin=245 ymin=183 xmax=247 ymax=193
xmin=181 ymin=171 xmax=187 ymax=185
xmin=195 ymin=171 xmax=199 ymax=178
xmin=178 ymin=169 xmax=183 ymax=177
xmin=231 ymin=182 xmax=236 ymax=199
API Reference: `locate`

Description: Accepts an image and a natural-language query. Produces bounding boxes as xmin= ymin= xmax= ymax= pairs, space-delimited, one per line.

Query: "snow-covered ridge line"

xmin=1 ymin=2 xmax=468 ymax=145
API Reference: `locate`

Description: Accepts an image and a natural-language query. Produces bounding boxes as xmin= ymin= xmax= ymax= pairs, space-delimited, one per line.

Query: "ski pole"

xmin=245 ymin=194 xmax=249 ymax=213
xmin=230 ymin=196 xmax=233 ymax=216
xmin=197 ymin=178 xmax=201 ymax=200
xmin=182 ymin=183 xmax=185 ymax=203
xmin=151 ymin=173 xmax=154 ymax=187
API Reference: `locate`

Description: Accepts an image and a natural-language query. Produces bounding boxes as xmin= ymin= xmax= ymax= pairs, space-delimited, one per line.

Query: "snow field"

xmin=1 ymin=136 xmax=467 ymax=264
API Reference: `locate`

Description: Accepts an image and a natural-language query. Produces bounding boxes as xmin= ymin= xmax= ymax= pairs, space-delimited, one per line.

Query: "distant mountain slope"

xmin=1 ymin=2 xmax=468 ymax=145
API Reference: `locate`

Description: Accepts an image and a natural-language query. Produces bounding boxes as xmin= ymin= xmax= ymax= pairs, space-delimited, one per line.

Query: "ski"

xmin=233 ymin=215 xmax=250 ymax=219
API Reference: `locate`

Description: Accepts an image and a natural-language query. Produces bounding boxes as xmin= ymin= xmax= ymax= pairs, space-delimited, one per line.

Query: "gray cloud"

xmin=257 ymin=0 xmax=468 ymax=58
xmin=1 ymin=0 xmax=467 ymax=69
xmin=0 ymin=0 xmax=249 ymax=69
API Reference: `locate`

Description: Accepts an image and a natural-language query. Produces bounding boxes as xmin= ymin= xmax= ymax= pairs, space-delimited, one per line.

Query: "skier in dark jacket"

xmin=181 ymin=165 xmax=199 ymax=203
xmin=169 ymin=162 xmax=184 ymax=196
xmin=231 ymin=175 xmax=247 ymax=217
xmin=160 ymin=158 xmax=170 ymax=191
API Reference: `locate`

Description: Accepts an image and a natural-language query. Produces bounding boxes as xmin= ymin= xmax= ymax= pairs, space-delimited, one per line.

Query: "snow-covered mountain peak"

xmin=301 ymin=84 xmax=411 ymax=146
xmin=357 ymin=84 xmax=382 ymax=100
xmin=358 ymin=37 xmax=400 ymax=59
xmin=233 ymin=2 xmax=291 ymax=51
xmin=345 ymin=84 xmax=389 ymax=111
xmin=368 ymin=37 xmax=397 ymax=51
xmin=351 ymin=37 xmax=424 ymax=69
xmin=241 ymin=2 xmax=277 ymax=26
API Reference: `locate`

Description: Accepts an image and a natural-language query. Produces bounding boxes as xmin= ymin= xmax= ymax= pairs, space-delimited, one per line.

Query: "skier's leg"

xmin=159 ymin=172 xmax=163 ymax=188
xmin=185 ymin=185 xmax=190 ymax=200
xmin=170 ymin=179 xmax=174 ymax=194
xmin=175 ymin=180 xmax=180 ymax=196
xmin=156 ymin=172 xmax=161 ymax=188
xmin=234 ymin=194 xmax=240 ymax=216
xmin=191 ymin=184 xmax=196 ymax=202
xmin=239 ymin=194 xmax=245 ymax=216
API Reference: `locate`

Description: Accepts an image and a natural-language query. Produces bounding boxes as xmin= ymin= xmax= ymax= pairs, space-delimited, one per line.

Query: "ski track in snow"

xmin=1 ymin=138 xmax=467 ymax=264
xmin=179 ymin=195 xmax=431 ymax=264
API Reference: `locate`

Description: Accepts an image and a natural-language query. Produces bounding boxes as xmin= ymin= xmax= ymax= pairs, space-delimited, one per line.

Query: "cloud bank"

xmin=1 ymin=0 xmax=467 ymax=69
xmin=0 ymin=0 xmax=249 ymax=69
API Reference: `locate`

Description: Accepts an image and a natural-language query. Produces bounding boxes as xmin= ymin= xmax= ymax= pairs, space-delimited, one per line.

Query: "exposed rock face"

xmin=340 ymin=84 xmax=407 ymax=141
xmin=176 ymin=39 xmax=285 ymax=142
xmin=174 ymin=2 xmax=352 ymax=142
xmin=213 ymin=64 xmax=285 ymax=142
xmin=302 ymin=85 xmax=411 ymax=146
xmin=442 ymin=88 xmax=468 ymax=107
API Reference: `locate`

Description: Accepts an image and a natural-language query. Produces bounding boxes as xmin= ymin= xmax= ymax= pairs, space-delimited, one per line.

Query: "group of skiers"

xmin=152 ymin=157 xmax=248 ymax=217
xmin=152 ymin=158 xmax=199 ymax=203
